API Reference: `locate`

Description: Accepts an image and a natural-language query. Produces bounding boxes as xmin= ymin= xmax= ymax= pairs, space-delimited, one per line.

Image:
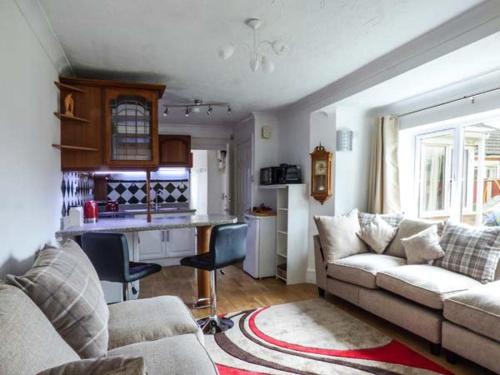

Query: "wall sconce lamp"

xmin=336 ymin=129 xmax=353 ymax=151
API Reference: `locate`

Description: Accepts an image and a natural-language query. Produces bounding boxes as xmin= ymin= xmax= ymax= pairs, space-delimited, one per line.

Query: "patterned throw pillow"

xmin=435 ymin=222 xmax=500 ymax=283
xmin=357 ymin=215 xmax=398 ymax=254
xmin=8 ymin=240 xmax=110 ymax=358
xmin=358 ymin=212 xmax=404 ymax=228
xmin=37 ymin=356 xmax=145 ymax=375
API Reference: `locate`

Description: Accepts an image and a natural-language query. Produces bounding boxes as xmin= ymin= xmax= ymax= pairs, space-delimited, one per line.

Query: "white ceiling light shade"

xmin=250 ymin=56 xmax=260 ymax=72
xmin=218 ymin=18 xmax=289 ymax=73
xmin=218 ymin=45 xmax=234 ymax=60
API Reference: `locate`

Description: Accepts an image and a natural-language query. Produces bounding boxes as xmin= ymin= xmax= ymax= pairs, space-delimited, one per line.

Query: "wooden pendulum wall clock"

xmin=310 ymin=144 xmax=333 ymax=204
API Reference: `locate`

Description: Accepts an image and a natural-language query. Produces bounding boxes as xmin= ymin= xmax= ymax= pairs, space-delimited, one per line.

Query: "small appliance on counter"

xmin=105 ymin=200 xmax=119 ymax=212
xmin=260 ymin=164 xmax=302 ymax=185
xmin=83 ymin=200 xmax=99 ymax=223
xmin=68 ymin=207 xmax=84 ymax=227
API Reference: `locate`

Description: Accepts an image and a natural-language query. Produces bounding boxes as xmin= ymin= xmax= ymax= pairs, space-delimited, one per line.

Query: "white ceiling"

xmin=332 ymin=31 xmax=500 ymax=111
xmin=39 ymin=0 xmax=482 ymax=125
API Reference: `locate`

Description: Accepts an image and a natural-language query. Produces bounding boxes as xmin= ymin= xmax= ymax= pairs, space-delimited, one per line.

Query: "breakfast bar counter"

xmin=56 ymin=214 xmax=237 ymax=305
xmin=56 ymin=214 xmax=236 ymax=238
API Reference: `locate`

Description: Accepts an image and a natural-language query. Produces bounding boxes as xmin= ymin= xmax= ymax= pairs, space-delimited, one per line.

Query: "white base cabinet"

xmin=138 ymin=228 xmax=196 ymax=265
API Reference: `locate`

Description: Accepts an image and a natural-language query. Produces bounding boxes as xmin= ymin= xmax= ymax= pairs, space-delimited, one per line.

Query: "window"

xmin=413 ymin=118 xmax=500 ymax=226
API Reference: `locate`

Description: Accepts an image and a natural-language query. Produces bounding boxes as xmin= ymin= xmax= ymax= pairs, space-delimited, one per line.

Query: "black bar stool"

xmin=181 ymin=223 xmax=248 ymax=334
xmin=81 ymin=232 xmax=162 ymax=301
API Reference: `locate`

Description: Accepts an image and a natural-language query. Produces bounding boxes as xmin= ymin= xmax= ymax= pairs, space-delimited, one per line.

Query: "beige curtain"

xmin=367 ymin=115 xmax=401 ymax=214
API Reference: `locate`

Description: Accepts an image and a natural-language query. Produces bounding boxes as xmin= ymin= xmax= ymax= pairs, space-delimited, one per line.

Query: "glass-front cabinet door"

xmin=104 ymin=88 xmax=159 ymax=168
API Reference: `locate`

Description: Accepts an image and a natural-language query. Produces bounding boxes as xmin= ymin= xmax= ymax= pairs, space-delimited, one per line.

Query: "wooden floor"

xmin=140 ymin=265 xmax=491 ymax=375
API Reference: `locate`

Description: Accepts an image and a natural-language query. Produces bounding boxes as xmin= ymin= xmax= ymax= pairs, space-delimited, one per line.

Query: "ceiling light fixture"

xmin=164 ymin=99 xmax=231 ymax=118
xmin=218 ymin=18 xmax=289 ymax=73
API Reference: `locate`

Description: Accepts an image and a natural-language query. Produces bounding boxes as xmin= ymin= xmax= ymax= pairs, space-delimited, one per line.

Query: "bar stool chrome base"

xmin=197 ymin=316 xmax=234 ymax=335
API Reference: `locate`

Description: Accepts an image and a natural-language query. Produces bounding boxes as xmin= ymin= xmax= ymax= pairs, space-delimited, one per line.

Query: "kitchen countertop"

xmin=99 ymin=207 xmax=196 ymax=217
xmin=56 ymin=214 xmax=237 ymax=238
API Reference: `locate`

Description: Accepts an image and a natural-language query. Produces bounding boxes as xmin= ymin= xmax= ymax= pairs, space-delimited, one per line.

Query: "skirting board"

xmin=306 ymin=268 xmax=316 ymax=284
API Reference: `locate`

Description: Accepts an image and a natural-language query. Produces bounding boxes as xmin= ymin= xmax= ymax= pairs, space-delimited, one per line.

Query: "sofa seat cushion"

xmin=0 ymin=284 xmax=79 ymax=375
xmin=328 ymin=254 xmax=406 ymax=289
xmin=108 ymin=296 xmax=202 ymax=350
xmin=377 ymin=265 xmax=481 ymax=309
xmin=443 ymin=281 xmax=500 ymax=342
xmin=108 ymin=334 xmax=218 ymax=375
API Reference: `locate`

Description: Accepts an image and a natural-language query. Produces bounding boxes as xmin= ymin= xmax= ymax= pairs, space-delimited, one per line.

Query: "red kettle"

xmin=83 ymin=200 xmax=98 ymax=223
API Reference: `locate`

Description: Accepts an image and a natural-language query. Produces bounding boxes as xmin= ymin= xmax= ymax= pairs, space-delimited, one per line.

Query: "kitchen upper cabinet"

xmin=55 ymin=77 xmax=165 ymax=171
xmin=159 ymin=135 xmax=192 ymax=167
xmin=104 ymin=88 xmax=159 ymax=168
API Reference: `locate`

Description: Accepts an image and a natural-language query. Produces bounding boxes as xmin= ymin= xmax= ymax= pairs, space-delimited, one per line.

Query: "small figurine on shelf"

xmin=64 ymin=93 xmax=75 ymax=117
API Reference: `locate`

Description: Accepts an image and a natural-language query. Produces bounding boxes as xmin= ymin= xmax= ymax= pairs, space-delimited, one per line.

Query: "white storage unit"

xmin=260 ymin=184 xmax=308 ymax=285
xmin=243 ymin=214 xmax=276 ymax=278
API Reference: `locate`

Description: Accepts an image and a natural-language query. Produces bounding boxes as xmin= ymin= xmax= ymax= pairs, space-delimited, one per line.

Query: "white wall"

xmin=252 ymin=112 xmax=280 ymax=209
xmin=191 ymin=150 xmax=208 ymax=215
xmin=0 ymin=0 xmax=68 ymax=276
xmin=159 ymin=122 xmax=232 ymax=150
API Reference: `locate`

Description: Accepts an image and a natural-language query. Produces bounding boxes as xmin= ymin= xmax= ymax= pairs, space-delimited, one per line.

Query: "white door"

xmin=235 ymin=140 xmax=252 ymax=220
xmin=207 ymin=150 xmax=226 ymax=214
xmin=138 ymin=231 xmax=165 ymax=260
xmin=165 ymin=228 xmax=196 ymax=257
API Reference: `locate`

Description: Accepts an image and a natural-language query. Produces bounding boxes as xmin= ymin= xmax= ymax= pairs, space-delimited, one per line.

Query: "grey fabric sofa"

xmin=0 ymin=283 xmax=218 ymax=375
xmin=314 ymin=235 xmax=500 ymax=373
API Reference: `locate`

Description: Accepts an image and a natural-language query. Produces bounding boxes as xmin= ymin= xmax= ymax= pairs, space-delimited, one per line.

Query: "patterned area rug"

xmin=205 ymin=299 xmax=453 ymax=375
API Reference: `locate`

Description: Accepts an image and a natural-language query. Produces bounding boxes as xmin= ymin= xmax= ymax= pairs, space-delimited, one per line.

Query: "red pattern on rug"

xmin=248 ymin=307 xmax=453 ymax=375
xmin=217 ymin=364 xmax=270 ymax=375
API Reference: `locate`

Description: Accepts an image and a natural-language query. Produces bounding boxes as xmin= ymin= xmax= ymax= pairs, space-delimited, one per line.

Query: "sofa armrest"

xmin=314 ymin=235 xmax=327 ymax=290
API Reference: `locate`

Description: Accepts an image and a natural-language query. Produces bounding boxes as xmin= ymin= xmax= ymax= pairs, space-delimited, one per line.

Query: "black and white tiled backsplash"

xmin=61 ymin=172 xmax=94 ymax=217
xmin=107 ymin=180 xmax=189 ymax=205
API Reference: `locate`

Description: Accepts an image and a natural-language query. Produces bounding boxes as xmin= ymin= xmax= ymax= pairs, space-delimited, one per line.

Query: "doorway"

xmin=191 ymin=149 xmax=230 ymax=215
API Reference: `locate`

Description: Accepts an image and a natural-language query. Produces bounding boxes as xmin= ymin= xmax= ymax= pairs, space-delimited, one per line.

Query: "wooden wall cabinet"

xmin=55 ymin=77 xmax=165 ymax=171
xmin=159 ymin=135 xmax=192 ymax=167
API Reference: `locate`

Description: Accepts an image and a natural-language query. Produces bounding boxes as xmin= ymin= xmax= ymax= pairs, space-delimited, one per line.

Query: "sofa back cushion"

xmin=386 ymin=218 xmax=443 ymax=258
xmin=38 ymin=356 xmax=146 ymax=375
xmin=358 ymin=212 xmax=404 ymax=228
xmin=314 ymin=209 xmax=367 ymax=262
xmin=7 ymin=240 xmax=109 ymax=358
xmin=435 ymin=222 xmax=500 ymax=283
xmin=0 ymin=283 xmax=79 ymax=375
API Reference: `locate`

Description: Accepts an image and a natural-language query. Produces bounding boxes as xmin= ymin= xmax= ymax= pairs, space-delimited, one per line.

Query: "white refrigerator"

xmin=243 ymin=214 xmax=276 ymax=278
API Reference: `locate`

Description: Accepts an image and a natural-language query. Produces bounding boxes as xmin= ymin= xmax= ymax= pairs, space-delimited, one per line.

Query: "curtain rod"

xmin=397 ymin=86 xmax=500 ymax=118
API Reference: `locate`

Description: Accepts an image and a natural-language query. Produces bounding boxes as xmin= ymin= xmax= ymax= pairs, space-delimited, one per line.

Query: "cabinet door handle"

xmin=166 ymin=230 xmax=170 ymax=242
xmin=161 ymin=231 xmax=165 ymax=242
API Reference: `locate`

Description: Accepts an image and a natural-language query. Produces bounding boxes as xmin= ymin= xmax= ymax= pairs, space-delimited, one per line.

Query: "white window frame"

xmin=412 ymin=123 xmax=490 ymax=225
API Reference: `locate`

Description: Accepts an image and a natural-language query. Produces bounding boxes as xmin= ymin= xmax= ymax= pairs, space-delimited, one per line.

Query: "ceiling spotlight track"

xmin=163 ymin=99 xmax=231 ymax=118
xmin=218 ymin=17 xmax=289 ymax=73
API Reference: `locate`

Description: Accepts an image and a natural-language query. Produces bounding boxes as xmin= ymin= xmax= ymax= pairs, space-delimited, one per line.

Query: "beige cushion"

xmin=314 ymin=209 xmax=367 ymax=262
xmin=7 ymin=240 xmax=109 ymax=358
xmin=0 ymin=284 xmax=79 ymax=375
xmin=328 ymin=253 xmax=406 ymax=289
xmin=386 ymin=218 xmax=442 ymax=258
xmin=37 ymin=356 xmax=145 ymax=375
xmin=401 ymin=226 xmax=445 ymax=264
xmin=108 ymin=296 xmax=202 ymax=350
xmin=357 ymin=215 xmax=397 ymax=253
xmin=108 ymin=334 xmax=218 ymax=375
xmin=377 ymin=265 xmax=481 ymax=309
xmin=443 ymin=281 xmax=500 ymax=342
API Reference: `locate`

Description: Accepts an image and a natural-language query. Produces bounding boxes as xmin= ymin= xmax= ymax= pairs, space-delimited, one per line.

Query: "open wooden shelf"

xmin=52 ymin=144 xmax=98 ymax=152
xmin=54 ymin=112 xmax=90 ymax=124
xmin=54 ymin=81 xmax=86 ymax=93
